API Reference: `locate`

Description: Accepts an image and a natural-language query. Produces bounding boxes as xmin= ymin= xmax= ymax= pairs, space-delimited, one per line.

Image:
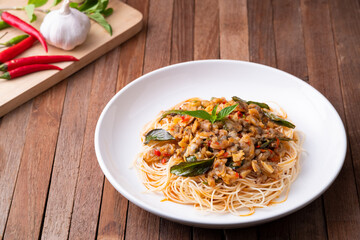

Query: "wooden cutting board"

xmin=0 ymin=0 xmax=142 ymax=117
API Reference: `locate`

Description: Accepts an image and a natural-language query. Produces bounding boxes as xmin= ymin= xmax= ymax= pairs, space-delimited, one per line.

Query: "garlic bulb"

xmin=40 ymin=0 xmax=90 ymax=50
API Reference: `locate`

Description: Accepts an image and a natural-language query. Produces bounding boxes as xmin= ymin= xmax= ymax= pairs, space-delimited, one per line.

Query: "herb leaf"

xmin=28 ymin=0 xmax=48 ymax=8
xmin=185 ymin=156 xmax=197 ymax=162
xmin=160 ymin=103 xmax=238 ymax=124
xmin=278 ymin=137 xmax=292 ymax=141
xmin=247 ymin=101 xmax=270 ymax=109
xmin=25 ymin=4 xmax=37 ymax=23
xmin=160 ymin=109 xmax=212 ymax=122
xmin=87 ymin=12 xmax=112 ymax=35
xmin=264 ymin=112 xmax=295 ymax=129
xmin=216 ymin=104 xmax=239 ymax=121
xmin=170 ymin=158 xmax=214 ymax=177
xmin=144 ymin=129 xmax=175 ymax=144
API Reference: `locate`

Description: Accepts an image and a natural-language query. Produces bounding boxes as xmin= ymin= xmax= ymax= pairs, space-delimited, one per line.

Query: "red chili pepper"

xmin=163 ymin=153 xmax=170 ymax=157
xmin=256 ymin=145 xmax=260 ymax=148
xmin=276 ymin=138 xmax=280 ymax=148
xmin=1 ymin=12 xmax=47 ymax=52
xmin=0 ymin=55 xmax=78 ymax=71
xmin=223 ymin=152 xmax=229 ymax=157
xmin=0 ymin=64 xmax=62 ymax=80
xmin=235 ymin=172 xmax=239 ymax=178
xmin=0 ymin=36 xmax=36 ymax=63
xmin=153 ymin=149 xmax=161 ymax=156
xmin=161 ymin=158 xmax=167 ymax=164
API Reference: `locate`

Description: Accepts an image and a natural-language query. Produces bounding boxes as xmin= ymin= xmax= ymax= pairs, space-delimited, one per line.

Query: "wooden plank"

xmin=0 ymin=0 xmax=143 ymax=117
xmin=0 ymin=102 xmax=32 ymax=238
xmin=125 ymin=0 xmax=174 ymax=239
xmin=39 ymin=65 xmax=94 ymax=239
xmin=97 ymin=0 xmax=150 ymax=237
xmin=171 ymin=0 xmax=194 ymax=64
xmin=324 ymin=0 xmax=360 ymax=238
xmin=158 ymin=0 xmax=195 ymax=238
xmin=192 ymin=0 xmax=224 ymax=237
xmin=254 ymin=0 xmax=327 ymax=239
xmin=97 ymin=179 xmax=129 ymax=240
xmin=68 ymin=49 xmax=120 ymax=240
xmin=194 ymin=0 xmax=219 ymax=60
xmin=193 ymin=228 xmax=224 ymax=240
xmin=328 ymin=0 xmax=360 ymax=200
xmin=247 ymin=0 xmax=276 ymax=67
xmin=219 ymin=0 xmax=249 ymax=60
xmin=272 ymin=0 xmax=308 ymax=81
xmin=3 ymin=81 xmax=66 ymax=239
xmin=225 ymin=228 xmax=257 ymax=240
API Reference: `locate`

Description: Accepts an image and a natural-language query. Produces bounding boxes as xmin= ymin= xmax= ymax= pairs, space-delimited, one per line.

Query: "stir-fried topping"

xmin=143 ymin=97 xmax=295 ymax=187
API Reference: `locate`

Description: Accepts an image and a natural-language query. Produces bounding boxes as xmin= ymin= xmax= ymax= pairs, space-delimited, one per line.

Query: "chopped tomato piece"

xmin=154 ymin=149 xmax=161 ymax=156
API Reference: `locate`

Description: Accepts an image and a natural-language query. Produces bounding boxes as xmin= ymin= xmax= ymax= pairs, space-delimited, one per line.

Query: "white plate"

xmin=95 ymin=60 xmax=346 ymax=228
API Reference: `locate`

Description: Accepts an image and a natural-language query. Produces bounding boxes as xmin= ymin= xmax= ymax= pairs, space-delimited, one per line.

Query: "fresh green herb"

xmin=185 ymin=156 xmax=197 ymax=162
xmin=264 ymin=111 xmax=295 ymax=129
xmin=170 ymin=158 xmax=214 ymax=177
xmin=216 ymin=104 xmax=239 ymax=121
xmin=226 ymin=160 xmax=242 ymax=170
xmin=144 ymin=129 xmax=175 ymax=144
xmin=87 ymin=12 xmax=112 ymax=35
xmin=25 ymin=4 xmax=37 ymax=22
xmin=246 ymin=101 xmax=270 ymax=109
xmin=28 ymin=0 xmax=48 ymax=8
xmin=161 ymin=104 xmax=238 ymax=124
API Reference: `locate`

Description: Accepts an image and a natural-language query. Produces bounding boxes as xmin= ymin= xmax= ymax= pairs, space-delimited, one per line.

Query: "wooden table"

xmin=1 ymin=0 xmax=359 ymax=239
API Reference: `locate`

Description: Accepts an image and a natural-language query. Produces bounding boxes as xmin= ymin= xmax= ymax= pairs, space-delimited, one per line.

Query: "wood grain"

xmin=219 ymin=0 xmax=249 ymax=60
xmin=252 ymin=0 xmax=327 ymax=239
xmin=97 ymin=0 xmax=150 ymax=237
xmin=247 ymin=0 xmax=276 ymax=67
xmin=68 ymin=49 xmax=120 ymax=240
xmin=324 ymin=0 xmax=360 ymax=238
xmin=0 ymin=102 xmax=32 ymax=238
xmin=272 ymin=0 xmax=308 ymax=81
xmin=0 ymin=0 xmax=143 ymax=117
xmin=40 ymin=65 xmax=94 ymax=239
xmin=125 ymin=0 xmax=174 ymax=238
xmin=328 ymin=0 xmax=360 ymax=199
xmin=158 ymin=0 xmax=195 ymax=238
xmin=194 ymin=0 xmax=219 ymax=60
xmin=4 ymin=81 xmax=66 ymax=239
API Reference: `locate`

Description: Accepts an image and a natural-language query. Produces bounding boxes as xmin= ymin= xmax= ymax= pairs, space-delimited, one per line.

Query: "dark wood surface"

xmin=1 ymin=0 xmax=359 ymax=239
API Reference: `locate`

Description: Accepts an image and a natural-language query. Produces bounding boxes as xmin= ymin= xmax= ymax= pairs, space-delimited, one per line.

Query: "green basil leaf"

xmin=144 ymin=129 xmax=175 ymax=144
xmin=216 ymin=104 xmax=238 ymax=121
xmin=211 ymin=105 xmax=218 ymax=123
xmin=246 ymin=101 xmax=270 ymax=109
xmin=52 ymin=0 xmax=62 ymax=7
xmin=28 ymin=0 xmax=48 ymax=8
xmin=102 ymin=8 xmax=113 ymax=17
xmin=185 ymin=156 xmax=197 ymax=162
xmin=84 ymin=0 xmax=108 ymax=13
xmin=87 ymin=12 xmax=112 ymax=35
xmin=160 ymin=109 xmax=212 ymax=122
xmin=25 ymin=4 xmax=37 ymax=22
xmin=264 ymin=112 xmax=295 ymax=129
xmin=77 ymin=0 xmax=98 ymax=11
xmin=170 ymin=158 xmax=214 ymax=177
